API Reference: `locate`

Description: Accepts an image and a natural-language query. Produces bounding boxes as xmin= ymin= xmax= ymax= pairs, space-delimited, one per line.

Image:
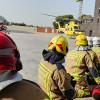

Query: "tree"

xmin=55 ymin=15 xmax=74 ymax=22
xmin=79 ymin=14 xmax=93 ymax=20
xmin=11 ymin=22 xmax=26 ymax=26
xmin=53 ymin=15 xmax=74 ymax=28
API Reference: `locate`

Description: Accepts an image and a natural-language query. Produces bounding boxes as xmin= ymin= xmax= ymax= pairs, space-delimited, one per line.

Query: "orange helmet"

xmin=0 ymin=32 xmax=22 ymax=71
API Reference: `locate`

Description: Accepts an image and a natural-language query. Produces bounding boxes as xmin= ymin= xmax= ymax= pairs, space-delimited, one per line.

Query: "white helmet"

xmin=92 ymin=37 xmax=100 ymax=46
xmin=87 ymin=36 xmax=93 ymax=47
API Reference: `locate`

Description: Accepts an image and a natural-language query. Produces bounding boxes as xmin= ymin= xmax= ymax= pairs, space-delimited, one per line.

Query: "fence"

xmin=7 ymin=25 xmax=58 ymax=34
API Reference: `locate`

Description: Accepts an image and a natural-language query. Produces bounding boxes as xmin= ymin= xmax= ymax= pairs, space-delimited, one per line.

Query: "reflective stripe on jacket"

xmin=38 ymin=61 xmax=55 ymax=100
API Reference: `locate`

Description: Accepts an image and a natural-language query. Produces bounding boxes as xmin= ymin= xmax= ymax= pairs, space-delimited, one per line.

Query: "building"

xmin=80 ymin=0 xmax=100 ymax=36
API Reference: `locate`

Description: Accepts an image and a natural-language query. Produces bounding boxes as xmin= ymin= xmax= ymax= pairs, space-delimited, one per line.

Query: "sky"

xmin=0 ymin=0 xmax=95 ymax=27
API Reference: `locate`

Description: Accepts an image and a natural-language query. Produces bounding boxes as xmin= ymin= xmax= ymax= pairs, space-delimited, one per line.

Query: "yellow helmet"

xmin=75 ymin=34 xmax=88 ymax=46
xmin=48 ymin=35 xmax=68 ymax=55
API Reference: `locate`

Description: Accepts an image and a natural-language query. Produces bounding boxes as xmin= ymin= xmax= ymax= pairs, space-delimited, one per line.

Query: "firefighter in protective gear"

xmin=0 ymin=32 xmax=48 ymax=100
xmin=0 ymin=32 xmax=23 ymax=88
xmin=65 ymin=34 xmax=100 ymax=98
xmin=92 ymin=37 xmax=100 ymax=74
xmin=38 ymin=35 xmax=75 ymax=100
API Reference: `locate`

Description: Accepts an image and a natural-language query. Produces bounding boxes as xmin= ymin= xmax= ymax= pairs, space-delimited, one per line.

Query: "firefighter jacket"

xmin=38 ymin=50 xmax=75 ymax=100
xmin=65 ymin=50 xmax=100 ymax=97
xmin=65 ymin=50 xmax=99 ymax=84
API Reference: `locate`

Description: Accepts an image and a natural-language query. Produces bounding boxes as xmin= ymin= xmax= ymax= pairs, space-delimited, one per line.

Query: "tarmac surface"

xmin=9 ymin=32 xmax=94 ymax=100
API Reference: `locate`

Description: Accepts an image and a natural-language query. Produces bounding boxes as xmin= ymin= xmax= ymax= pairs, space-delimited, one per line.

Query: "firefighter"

xmin=38 ymin=35 xmax=75 ymax=100
xmin=92 ymin=37 xmax=100 ymax=64
xmin=0 ymin=32 xmax=48 ymax=100
xmin=0 ymin=32 xmax=23 ymax=87
xmin=65 ymin=34 xmax=100 ymax=98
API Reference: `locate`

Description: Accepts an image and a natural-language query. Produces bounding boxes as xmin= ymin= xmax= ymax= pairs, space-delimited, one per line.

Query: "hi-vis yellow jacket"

xmin=65 ymin=50 xmax=99 ymax=82
xmin=38 ymin=59 xmax=74 ymax=100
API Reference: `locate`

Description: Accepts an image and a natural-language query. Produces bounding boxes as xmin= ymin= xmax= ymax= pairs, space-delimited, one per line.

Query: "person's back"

xmin=66 ymin=50 xmax=91 ymax=77
xmin=38 ymin=35 xmax=75 ymax=100
xmin=65 ymin=35 xmax=100 ymax=98
xmin=66 ymin=48 xmax=95 ymax=98
xmin=39 ymin=59 xmax=74 ymax=100
xmin=0 ymin=79 xmax=49 ymax=100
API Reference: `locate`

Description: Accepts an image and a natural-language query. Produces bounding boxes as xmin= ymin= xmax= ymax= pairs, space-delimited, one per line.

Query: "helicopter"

xmin=42 ymin=13 xmax=85 ymax=36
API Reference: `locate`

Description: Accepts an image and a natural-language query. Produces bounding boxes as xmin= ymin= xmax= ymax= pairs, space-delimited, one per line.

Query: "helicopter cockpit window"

xmin=74 ymin=26 xmax=79 ymax=31
xmin=59 ymin=21 xmax=65 ymax=28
